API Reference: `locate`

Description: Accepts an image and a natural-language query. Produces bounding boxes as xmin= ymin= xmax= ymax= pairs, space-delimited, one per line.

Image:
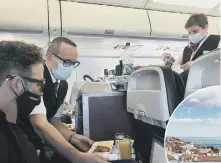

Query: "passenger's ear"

xmin=10 ymin=77 xmax=23 ymax=95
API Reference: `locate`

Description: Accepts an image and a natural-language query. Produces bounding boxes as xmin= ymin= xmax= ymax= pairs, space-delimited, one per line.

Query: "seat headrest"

xmin=185 ymin=49 xmax=220 ymax=98
xmin=127 ymin=66 xmax=184 ymax=127
xmin=80 ymin=82 xmax=110 ymax=94
xmin=70 ymin=81 xmax=111 ymax=106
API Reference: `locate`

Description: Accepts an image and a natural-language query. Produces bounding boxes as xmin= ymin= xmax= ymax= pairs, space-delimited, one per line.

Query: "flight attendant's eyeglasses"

xmin=52 ymin=53 xmax=80 ymax=68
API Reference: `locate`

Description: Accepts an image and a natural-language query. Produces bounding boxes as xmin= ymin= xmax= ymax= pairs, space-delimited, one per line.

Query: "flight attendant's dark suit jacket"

xmin=180 ymin=35 xmax=220 ymax=86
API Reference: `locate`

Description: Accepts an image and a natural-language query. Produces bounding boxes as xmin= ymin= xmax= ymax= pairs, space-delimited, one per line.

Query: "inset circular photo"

xmin=165 ymin=86 xmax=221 ymax=163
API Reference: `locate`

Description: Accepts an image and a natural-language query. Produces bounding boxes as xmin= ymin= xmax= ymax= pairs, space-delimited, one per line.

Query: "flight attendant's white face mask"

xmin=51 ymin=56 xmax=73 ymax=80
xmin=187 ymin=25 xmax=208 ymax=44
xmin=189 ymin=33 xmax=206 ymax=44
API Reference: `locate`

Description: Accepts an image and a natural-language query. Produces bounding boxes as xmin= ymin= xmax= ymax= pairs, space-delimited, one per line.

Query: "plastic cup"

xmin=119 ymin=138 xmax=132 ymax=160
xmin=115 ymin=133 xmax=124 ymax=151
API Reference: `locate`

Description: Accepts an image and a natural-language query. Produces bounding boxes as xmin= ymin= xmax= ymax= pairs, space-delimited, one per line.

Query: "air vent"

xmin=114 ymin=45 xmax=124 ymax=49
xmin=114 ymin=44 xmax=142 ymax=50
xmin=104 ymin=29 xmax=115 ymax=35
xmin=156 ymin=46 xmax=170 ymax=51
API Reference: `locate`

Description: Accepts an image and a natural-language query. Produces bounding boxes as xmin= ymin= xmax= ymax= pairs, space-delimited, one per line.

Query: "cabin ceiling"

xmin=64 ymin=0 xmax=220 ymax=17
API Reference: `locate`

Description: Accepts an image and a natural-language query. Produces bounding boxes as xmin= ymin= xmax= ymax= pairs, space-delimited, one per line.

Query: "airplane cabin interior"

xmin=0 ymin=0 xmax=220 ymax=163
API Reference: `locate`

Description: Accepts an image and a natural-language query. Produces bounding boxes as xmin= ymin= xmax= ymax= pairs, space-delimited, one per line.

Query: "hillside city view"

xmin=165 ymin=87 xmax=221 ymax=162
xmin=165 ymin=137 xmax=221 ymax=162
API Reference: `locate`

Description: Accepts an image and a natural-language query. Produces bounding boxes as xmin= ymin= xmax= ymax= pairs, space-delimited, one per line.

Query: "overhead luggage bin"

xmin=185 ymin=49 xmax=220 ymax=98
xmin=47 ymin=0 xmax=64 ymax=40
xmin=207 ymin=3 xmax=220 ymax=18
xmin=0 ymin=0 xmax=47 ymax=32
xmin=0 ymin=0 xmax=48 ymax=47
xmin=213 ymin=17 xmax=220 ymax=35
xmin=73 ymin=0 xmax=148 ymax=8
xmin=148 ymin=11 xmax=190 ymax=38
xmin=208 ymin=16 xmax=220 ymax=35
xmin=145 ymin=0 xmax=220 ymax=17
xmin=0 ymin=33 xmax=49 ymax=48
xmin=61 ymin=2 xmax=151 ymax=37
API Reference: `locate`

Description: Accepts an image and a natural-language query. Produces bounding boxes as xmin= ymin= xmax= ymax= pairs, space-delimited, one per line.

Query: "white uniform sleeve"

xmin=53 ymin=105 xmax=64 ymax=118
xmin=30 ymin=97 xmax=47 ymax=115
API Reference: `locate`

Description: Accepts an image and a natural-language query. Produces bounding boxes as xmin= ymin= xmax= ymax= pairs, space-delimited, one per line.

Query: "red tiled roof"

xmin=179 ymin=154 xmax=192 ymax=159
xmin=196 ymin=156 xmax=221 ymax=162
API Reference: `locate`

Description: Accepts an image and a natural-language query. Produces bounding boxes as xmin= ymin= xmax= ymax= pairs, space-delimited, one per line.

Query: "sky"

xmin=166 ymin=86 xmax=221 ymax=138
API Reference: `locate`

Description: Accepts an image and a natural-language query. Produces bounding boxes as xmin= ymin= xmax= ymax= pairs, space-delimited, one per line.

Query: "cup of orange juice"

xmin=119 ymin=137 xmax=132 ymax=160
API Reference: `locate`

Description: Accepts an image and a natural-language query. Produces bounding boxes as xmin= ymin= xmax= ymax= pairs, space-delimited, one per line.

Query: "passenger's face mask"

xmin=51 ymin=56 xmax=74 ymax=80
xmin=14 ymin=82 xmax=41 ymax=118
xmin=189 ymin=33 xmax=205 ymax=44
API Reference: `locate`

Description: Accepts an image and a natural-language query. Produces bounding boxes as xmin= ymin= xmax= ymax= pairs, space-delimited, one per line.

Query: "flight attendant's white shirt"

xmin=30 ymin=65 xmax=63 ymax=118
xmin=174 ymin=34 xmax=220 ymax=66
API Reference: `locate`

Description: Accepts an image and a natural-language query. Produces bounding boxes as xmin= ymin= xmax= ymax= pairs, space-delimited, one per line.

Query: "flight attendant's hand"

xmin=181 ymin=61 xmax=193 ymax=71
xmin=70 ymin=134 xmax=94 ymax=152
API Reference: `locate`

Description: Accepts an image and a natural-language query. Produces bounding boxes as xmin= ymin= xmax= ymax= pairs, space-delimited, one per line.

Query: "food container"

xmin=88 ymin=141 xmax=114 ymax=154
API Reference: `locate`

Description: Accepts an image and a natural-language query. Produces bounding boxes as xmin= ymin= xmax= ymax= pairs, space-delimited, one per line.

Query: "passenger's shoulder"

xmin=8 ymin=122 xmax=26 ymax=135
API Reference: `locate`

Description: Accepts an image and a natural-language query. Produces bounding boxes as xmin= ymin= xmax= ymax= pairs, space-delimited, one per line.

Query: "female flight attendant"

xmin=162 ymin=13 xmax=220 ymax=86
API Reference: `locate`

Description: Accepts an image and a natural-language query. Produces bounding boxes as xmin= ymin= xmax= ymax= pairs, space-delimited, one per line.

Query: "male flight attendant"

xmin=18 ymin=37 xmax=108 ymax=163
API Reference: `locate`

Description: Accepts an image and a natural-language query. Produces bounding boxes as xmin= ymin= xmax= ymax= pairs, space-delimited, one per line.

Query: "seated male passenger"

xmin=0 ymin=41 xmax=44 ymax=163
xmin=161 ymin=13 xmax=220 ymax=85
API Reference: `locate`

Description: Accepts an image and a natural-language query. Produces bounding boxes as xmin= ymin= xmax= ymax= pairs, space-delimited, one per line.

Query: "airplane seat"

xmin=127 ymin=66 xmax=183 ymax=163
xmin=160 ymin=66 xmax=185 ymax=113
xmin=70 ymin=82 xmax=111 ymax=134
xmin=172 ymin=70 xmax=185 ymax=102
xmin=185 ymin=49 xmax=220 ymax=98
xmin=61 ymin=114 xmax=72 ymax=124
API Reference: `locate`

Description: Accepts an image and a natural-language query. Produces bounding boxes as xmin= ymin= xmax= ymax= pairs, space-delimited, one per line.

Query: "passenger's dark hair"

xmin=0 ymin=41 xmax=43 ymax=86
xmin=47 ymin=37 xmax=77 ymax=54
xmin=185 ymin=14 xmax=208 ymax=29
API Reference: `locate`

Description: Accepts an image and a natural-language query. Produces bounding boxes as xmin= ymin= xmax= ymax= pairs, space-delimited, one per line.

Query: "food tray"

xmin=88 ymin=141 xmax=114 ymax=154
